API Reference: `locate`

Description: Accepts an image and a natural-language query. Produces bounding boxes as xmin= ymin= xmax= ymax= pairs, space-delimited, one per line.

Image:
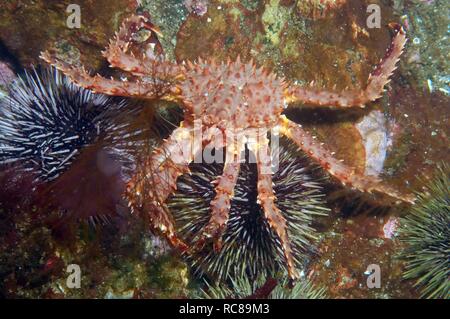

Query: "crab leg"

xmin=198 ymin=136 xmax=242 ymax=252
xmin=279 ymin=115 xmax=415 ymax=204
xmin=250 ymin=133 xmax=300 ymax=281
xmin=286 ymin=23 xmax=406 ymax=108
xmin=40 ymin=51 xmax=170 ymax=99
xmin=126 ymin=124 xmax=198 ymax=250
xmin=103 ymin=14 xmax=180 ymax=78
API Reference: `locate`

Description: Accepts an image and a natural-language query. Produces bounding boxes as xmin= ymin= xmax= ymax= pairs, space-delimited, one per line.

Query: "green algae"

xmin=262 ymin=0 xmax=290 ymax=46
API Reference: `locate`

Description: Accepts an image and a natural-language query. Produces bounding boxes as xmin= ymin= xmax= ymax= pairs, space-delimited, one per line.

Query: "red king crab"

xmin=41 ymin=13 xmax=412 ymax=281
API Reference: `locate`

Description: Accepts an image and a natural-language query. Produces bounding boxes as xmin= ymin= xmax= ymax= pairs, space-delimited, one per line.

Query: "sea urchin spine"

xmin=168 ymin=137 xmax=329 ymax=282
xmin=0 ymin=67 xmax=135 ymax=184
xmin=398 ymin=164 xmax=450 ymax=299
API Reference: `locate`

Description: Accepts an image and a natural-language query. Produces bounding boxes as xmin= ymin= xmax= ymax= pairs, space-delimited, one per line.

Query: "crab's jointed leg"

xmin=279 ymin=116 xmax=415 ymax=204
xmin=250 ymin=133 xmax=300 ymax=282
xmin=286 ymin=23 xmax=407 ymax=108
xmin=40 ymin=51 xmax=168 ymax=99
xmin=126 ymin=124 xmax=198 ymax=250
xmin=103 ymin=14 xmax=180 ymax=79
xmin=198 ymin=135 xmax=242 ymax=252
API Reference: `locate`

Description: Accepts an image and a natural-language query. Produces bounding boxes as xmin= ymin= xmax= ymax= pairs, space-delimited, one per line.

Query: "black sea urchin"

xmin=167 ymin=136 xmax=329 ymax=282
xmin=0 ymin=67 xmax=137 ymax=184
xmin=398 ymin=164 xmax=449 ymax=299
xmin=202 ymin=274 xmax=326 ymax=299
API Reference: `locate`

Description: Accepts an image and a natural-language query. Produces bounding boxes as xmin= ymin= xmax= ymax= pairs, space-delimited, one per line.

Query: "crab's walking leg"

xmin=40 ymin=51 xmax=167 ymax=99
xmin=103 ymin=14 xmax=180 ymax=78
xmin=126 ymin=124 xmax=198 ymax=250
xmin=280 ymin=116 xmax=415 ymax=204
xmin=198 ymin=136 xmax=242 ymax=252
xmin=286 ymin=23 xmax=406 ymax=108
xmin=250 ymin=133 xmax=300 ymax=281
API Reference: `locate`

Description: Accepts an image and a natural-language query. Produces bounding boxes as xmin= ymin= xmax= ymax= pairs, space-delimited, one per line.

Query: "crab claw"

xmin=193 ymin=230 xmax=224 ymax=253
xmin=387 ymin=22 xmax=403 ymax=33
xmin=168 ymin=234 xmax=189 ymax=252
xmin=143 ymin=20 xmax=164 ymax=39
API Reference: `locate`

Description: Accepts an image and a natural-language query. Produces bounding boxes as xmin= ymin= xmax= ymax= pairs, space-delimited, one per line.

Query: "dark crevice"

xmin=0 ymin=40 xmax=22 ymax=73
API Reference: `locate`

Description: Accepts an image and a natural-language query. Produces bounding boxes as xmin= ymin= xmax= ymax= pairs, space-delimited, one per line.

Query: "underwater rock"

xmin=309 ymin=214 xmax=420 ymax=298
xmin=0 ymin=61 xmax=16 ymax=97
xmin=0 ymin=203 xmax=194 ymax=299
xmin=143 ymin=234 xmax=171 ymax=259
xmin=140 ymin=0 xmax=190 ymax=60
xmin=0 ymin=0 xmax=135 ymax=69
xmin=104 ymin=288 xmax=135 ymax=299
xmin=394 ymin=0 xmax=449 ymax=95
xmin=183 ymin=0 xmax=209 ymax=16
xmin=0 ymin=201 xmax=60 ymax=298
xmin=383 ymin=86 xmax=449 ymax=193
xmin=175 ymin=0 xmax=263 ymax=63
xmin=295 ymin=0 xmax=347 ymax=20
xmin=146 ymin=255 xmax=192 ymax=299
